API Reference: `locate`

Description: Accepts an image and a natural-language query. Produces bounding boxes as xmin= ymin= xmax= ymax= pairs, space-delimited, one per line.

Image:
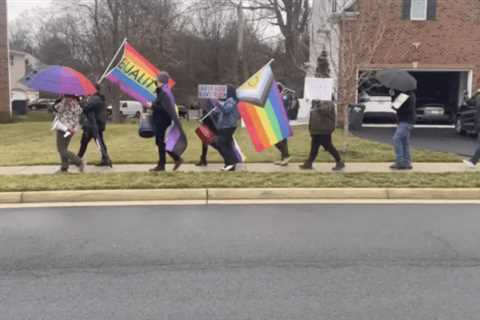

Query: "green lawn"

xmin=0 ymin=118 xmax=459 ymax=166
xmin=1 ymin=172 xmax=480 ymax=192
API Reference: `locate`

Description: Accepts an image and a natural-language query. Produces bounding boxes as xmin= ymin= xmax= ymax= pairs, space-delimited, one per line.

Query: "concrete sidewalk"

xmin=0 ymin=162 xmax=476 ymax=175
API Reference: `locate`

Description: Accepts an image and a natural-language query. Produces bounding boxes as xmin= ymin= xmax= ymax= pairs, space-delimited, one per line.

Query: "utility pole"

xmin=236 ymin=1 xmax=248 ymax=84
xmin=0 ymin=0 xmax=11 ymax=123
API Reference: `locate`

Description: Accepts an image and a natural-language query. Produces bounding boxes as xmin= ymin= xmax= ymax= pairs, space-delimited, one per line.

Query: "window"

xmin=410 ymin=0 xmax=427 ymax=20
xmin=402 ymin=0 xmax=437 ymax=21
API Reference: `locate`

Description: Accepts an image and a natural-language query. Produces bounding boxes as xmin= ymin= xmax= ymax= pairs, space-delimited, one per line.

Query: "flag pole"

xmin=97 ymin=38 xmax=128 ymax=84
xmin=266 ymin=59 xmax=275 ymax=65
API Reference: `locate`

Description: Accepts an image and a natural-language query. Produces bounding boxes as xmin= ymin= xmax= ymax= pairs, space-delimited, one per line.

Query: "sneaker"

xmin=78 ymin=159 xmax=86 ymax=173
xmin=280 ymin=157 xmax=291 ymax=166
xmin=463 ymin=159 xmax=477 ymax=169
xmin=390 ymin=164 xmax=412 ymax=170
xmin=173 ymin=158 xmax=184 ymax=171
xmin=299 ymin=162 xmax=313 ymax=170
xmin=274 ymin=160 xmax=283 ymax=166
xmin=195 ymin=160 xmax=208 ymax=167
xmin=149 ymin=165 xmax=165 ymax=172
xmin=332 ymin=161 xmax=345 ymax=171
xmin=96 ymin=159 xmax=113 ymax=168
xmin=222 ymin=164 xmax=236 ymax=172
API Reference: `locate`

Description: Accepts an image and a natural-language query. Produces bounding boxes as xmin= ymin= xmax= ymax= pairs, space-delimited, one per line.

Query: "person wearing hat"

xmin=150 ymin=72 xmax=187 ymax=172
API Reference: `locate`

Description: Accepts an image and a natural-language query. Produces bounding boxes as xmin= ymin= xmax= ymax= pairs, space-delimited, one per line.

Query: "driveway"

xmin=354 ymin=125 xmax=478 ymax=157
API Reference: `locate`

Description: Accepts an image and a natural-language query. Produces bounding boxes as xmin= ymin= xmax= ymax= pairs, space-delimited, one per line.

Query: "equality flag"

xmin=101 ymin=40 xmax=185 ymax=157
xmin=236 ymin=63 xmax=293 ymax=152
xmin=103 ymin=40 xmax=174 ymax=105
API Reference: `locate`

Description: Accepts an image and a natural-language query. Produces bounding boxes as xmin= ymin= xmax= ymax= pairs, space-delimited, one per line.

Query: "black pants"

xmin=217 ymin=127 xmax=237 ymax=166
xmin=308 ymin=134 xmax=342 ymax=164
xmin=471 ymin=143 xmax=480 ymax=164
xmin=78 ymin=129 xmax=110 ymax=163
xmin=275 ymin=139 xmax=290 ymax=160
xmin=155 ymin=124 xmax=180 ymax=168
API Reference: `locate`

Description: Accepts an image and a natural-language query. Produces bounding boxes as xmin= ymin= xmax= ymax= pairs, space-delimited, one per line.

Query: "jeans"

xmin=471 ymin=137 xmax=480 ymax=164
xmin=393 ymin=122 xmax=413 ymax=167
xmin=78 ymin=129 xmax=111 ymax=163
xmin=308 ymin=134 xmax=342 ymax=164
xmin=275 ymin=139 xmax=290 ymax=160
xmin=56 ymin=131 xmax=82 ymax=171
xmin=217 ymin=127 xmax=237 ymax=166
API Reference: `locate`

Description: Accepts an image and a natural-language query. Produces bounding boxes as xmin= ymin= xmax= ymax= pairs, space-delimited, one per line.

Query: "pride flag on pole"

xmin=103 ymin=41 xmax=174 ymax=105
xmin=236 ymin=62 xmax=292 ymax=152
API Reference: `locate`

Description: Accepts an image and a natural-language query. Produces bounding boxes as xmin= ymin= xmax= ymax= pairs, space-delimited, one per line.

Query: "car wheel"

xmin=455 ymin=117 xmax=466 ymax=135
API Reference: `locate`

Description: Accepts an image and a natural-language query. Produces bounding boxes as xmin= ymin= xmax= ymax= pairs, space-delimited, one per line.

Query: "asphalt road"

xmin=354 ymin=126 xmax=479 ymax=157
xmin=1 ymin=204 xmax=480 ymax=319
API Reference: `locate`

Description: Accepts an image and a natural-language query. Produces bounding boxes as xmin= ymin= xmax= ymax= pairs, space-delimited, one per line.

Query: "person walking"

xmin=53 ymin=95 xmax=85 ymax=173
xmin=274 ymin=82 xmax=291 ymax=166
xmin=390 ymin=89 xmax=416 ymax=170
xmin=300 ymin=100 xmax=345 ymax=171
xmin=213 ymin=85 xmax=241 ymax=172
xmin=463 ymin=91 xmax=480 ymax=168
xmin=150 ymin=72 xmax=187 ymax=172
xmin=77 ymin=85 xmax=112 ymax=167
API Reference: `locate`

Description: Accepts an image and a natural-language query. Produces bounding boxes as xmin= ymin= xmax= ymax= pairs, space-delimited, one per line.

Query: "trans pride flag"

xmin=236 ymin=63 xmax=292 ymax=152
xmin=105 ymin=41 xmax=174 ymax=105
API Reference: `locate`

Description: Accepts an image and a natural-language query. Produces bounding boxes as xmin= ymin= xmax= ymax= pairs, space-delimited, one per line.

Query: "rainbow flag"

xmin=237 ymin=64 xmax=292 ymax=152
xmin=105 ymin=41 xmax=174 ymax=105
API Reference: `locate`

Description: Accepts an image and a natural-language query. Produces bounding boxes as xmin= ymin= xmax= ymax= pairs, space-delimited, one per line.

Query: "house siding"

xmin=0 ymin=0 xmax=10 ymax=122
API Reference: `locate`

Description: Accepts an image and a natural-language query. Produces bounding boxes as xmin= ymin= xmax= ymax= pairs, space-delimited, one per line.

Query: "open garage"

xmin=360 ymin=69 xmax=472 ymax=125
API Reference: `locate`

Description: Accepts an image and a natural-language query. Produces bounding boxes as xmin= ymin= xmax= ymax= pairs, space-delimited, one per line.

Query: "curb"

xmin=0 ymin=188 xmax=480 ymax=204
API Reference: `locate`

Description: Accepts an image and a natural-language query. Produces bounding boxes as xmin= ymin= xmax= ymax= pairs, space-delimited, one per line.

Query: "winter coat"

xmin=214 ymin=97 xmax=240 ymax=129
xmin=395 ymin=91 xmax=416 ymax=125
xmin=309 ymin=100 xmax=336 ymax=135
xmin=82 ymin=94 xmax=107 ymax=135
xmin=54 ymin=98 xmax=82 ymax=131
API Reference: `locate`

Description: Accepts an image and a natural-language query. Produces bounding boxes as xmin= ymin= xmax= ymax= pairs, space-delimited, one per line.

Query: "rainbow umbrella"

xmin=24 ymin=65 xmax=96 ymax=96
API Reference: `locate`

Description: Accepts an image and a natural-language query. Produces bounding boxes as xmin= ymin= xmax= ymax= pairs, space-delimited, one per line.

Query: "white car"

xmin=119 ymin=100 xmax=144 ymax=118
xmin=362 ymin=95 xmax=395 ymax=121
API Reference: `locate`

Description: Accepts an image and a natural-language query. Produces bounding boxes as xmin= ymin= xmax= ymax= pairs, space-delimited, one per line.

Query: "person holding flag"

xmin=150 ymin=72 xmax=187 ymax=172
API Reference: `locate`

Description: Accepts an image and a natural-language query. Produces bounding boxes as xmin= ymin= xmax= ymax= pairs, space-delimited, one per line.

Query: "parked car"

xmin=455 ymin=93 xmax=480 ymax=136
xmin=416 ymin=102 xmax=453 ymax=124
xmin=28 ymin=98 xmax=55 ymax=111
xmin=107 ymin=100 xmax=144 ymax=119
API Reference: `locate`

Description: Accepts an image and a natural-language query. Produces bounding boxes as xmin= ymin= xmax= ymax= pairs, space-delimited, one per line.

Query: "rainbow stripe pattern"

xmin=106 ymin=42 xmax=174 ymax=105
xmin=237 ymin=65 xmax=292 ymax=152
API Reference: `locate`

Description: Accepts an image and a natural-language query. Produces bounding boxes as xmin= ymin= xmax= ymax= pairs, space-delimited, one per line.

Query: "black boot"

xmin=150 ymin=163 xmax=165 ymax=172
xmin=195 ymin=159 xmax=207 ymax=167
xmin=299 ymin=162 xmax=313 ymax=170
xmin=332 ymin=161 xmax=345 ymax=171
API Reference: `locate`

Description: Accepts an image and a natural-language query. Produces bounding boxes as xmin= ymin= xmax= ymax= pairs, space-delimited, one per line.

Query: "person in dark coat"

xmin=77 ymin=85 xmax=112 ymax=167
xmin=390 ymin=89 xmax=416 ymax=170
xmin=274 ymin=82 xmax=291 ymax=166
xmin=150 ymin=72 xmax=187 ymax=172
xmin=300 ymin=100 xmax=345 ymax=171
xmin=213 ymin=85 xmax=241 ymax=172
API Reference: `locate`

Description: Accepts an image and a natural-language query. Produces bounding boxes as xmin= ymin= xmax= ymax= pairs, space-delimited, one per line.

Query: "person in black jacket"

xmin=77 ymin=85 xmax=112 ymax=167
xmin=150 ymin=72 xmax=187 ymax=172
xmin=391 ymin=89 xmax=416 ymax=170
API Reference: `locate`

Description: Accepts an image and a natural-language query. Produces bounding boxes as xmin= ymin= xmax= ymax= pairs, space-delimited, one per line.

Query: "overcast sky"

xmin=7 ymin=0 xmax=52 ymax=21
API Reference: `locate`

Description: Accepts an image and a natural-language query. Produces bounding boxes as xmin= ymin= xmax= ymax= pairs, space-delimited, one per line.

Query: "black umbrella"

xmin=375 ymin=69 xmax=417 ymax=92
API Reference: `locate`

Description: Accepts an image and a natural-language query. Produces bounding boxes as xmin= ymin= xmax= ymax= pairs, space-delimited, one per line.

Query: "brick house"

xmin=310 ymin=0 xmax=480 ymax=121
xmin=0 ymin=0 xmax=10 ymax=122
